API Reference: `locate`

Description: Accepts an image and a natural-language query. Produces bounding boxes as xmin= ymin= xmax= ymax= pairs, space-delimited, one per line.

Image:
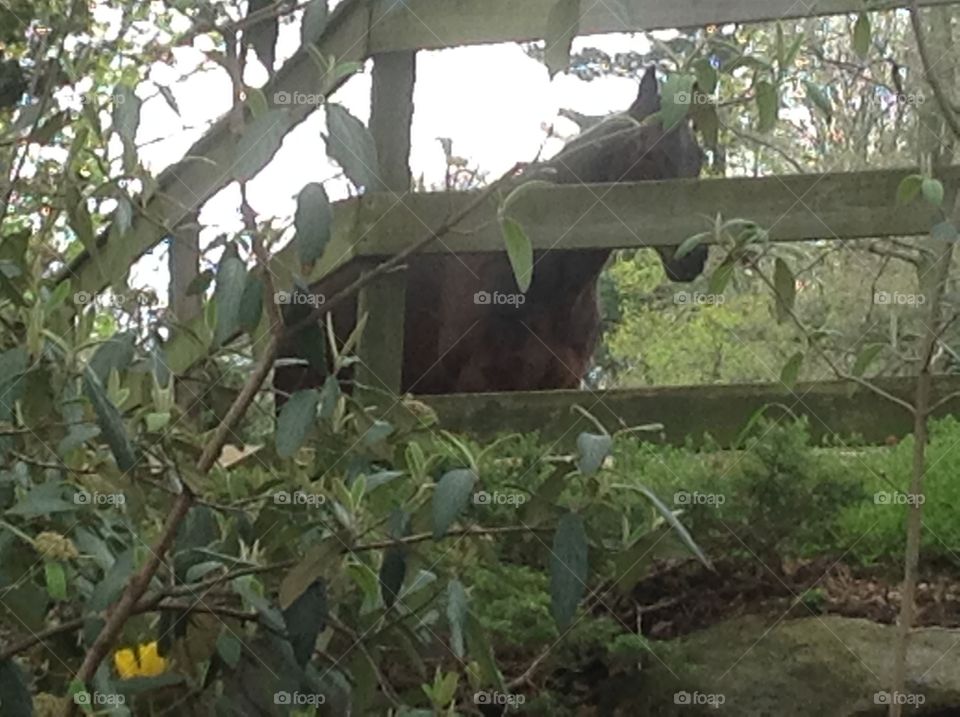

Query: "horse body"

xmin=275 ymin=67 xmax=706 ymax=399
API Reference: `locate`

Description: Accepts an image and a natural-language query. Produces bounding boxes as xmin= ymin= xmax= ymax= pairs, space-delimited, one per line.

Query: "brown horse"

xmin=275 ymin=66 xmax=706 ymax=399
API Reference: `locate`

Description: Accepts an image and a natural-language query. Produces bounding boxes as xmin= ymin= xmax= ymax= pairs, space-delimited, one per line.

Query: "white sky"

xmin=119 ymin=5 xmax=653 ymax=293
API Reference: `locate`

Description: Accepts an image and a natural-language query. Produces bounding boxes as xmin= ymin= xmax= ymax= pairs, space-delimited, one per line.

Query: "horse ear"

xmin=629 ymin=66 xmax=661 ymax=119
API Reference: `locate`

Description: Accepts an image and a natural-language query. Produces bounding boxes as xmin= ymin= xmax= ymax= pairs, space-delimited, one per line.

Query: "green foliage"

xmin=544 ymin=0 xmax=580 ymax=78
xmin=294 ymin=182 xmax=333 ymax=266
xmin=325 ymin=103 xmax=382 ymax=191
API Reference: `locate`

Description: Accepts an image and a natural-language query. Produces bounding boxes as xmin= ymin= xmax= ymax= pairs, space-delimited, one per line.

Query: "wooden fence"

xmin=63 ymin=0 xmax=960 ymax=447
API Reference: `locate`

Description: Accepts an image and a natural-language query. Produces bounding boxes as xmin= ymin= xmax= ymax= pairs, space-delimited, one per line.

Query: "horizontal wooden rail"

xmin=371 ymin=0 xmax=958 ymax=53
xmin=409 ymin=376 xmax=960 ymax=448
xmin=59 ymin=0 xmax=958 ymax=304
xmin=308 ymin=166 xmax=957 ymax=261
xmin=160 ymin=165 xmax=958 ymax=373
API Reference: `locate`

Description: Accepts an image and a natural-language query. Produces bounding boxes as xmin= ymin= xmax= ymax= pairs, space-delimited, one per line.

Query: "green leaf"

xmin=896 ymin=174 xmax=924 ymax=205
xmin=500 ymin=216 xmax=533 ymax=293
xmin=922 ymin=177 xmax=944 ymax=207
xmin=294 ymin=182 xmax=333 ymax=265
xmin=692 ymin=104 xmax=719 ymax=148
xmin=278 ymin=538 xmax=341 ymax=609
xmin=44 ymin=561 xmax=67 ymax=600
xmin=613 ymin=482 xmax=712 ymax=569
xmin=83 ymin=369 xmax=137 ymax=471
xmin=803 ymin=81 xmax=832 ymax=121
xmin=276 ymin=389 xmax=320 ymax=458
xmin=156 ymin=84 xmax=181 ymax=116
xmin=282 ymin=578 xmax=326 ymax=666
xmin=186 ymin=269 xmax=214 ymax=296
xmin=708 ymin=260 xmax=735 ymax=295
xmin=773 ymin=258 xmax=795 ymax=323
xmin=446 ymin=580 xmax=468 ymax=659
xmin=318 ymin=374 xmax=341 ymax=420
xmin=755 ymin=80 xmax=779 ymax=133
xmin=325 ymin=103 xmax=382 ymax=191
xmin=771 ymin=21 xmax=786 ymax=69
xmin=238 ymin=274 xmax=264 ymax=335
xmin=213 ymin=251 xmax=248 ymax=346
xmin=0 ymin=346 xmax=28 ymax=422
xmin=780 ymin=351 xmax=803 ymax=389
xmin=88 ymin=330 xmax=135 ymax=383
xmin=184 ymin=560 xmax=224 ymax=583
xmin=784 ymin=33 xmax=804 ymax=69
xmin=113 ymin=83 xmax=142 ymax=173
xmin=362 ymin=419 xmax=394 ymax=446
xmin=544 ymin=0 xmax=580 ymax=78
xmin=431 ymin=469 xmax=477 ymax=539
xmin=379 ymin=548 xmax=406 ymax=608
xmin=692 ymin=57 xmax=718 ymax=94
xmin=932 ymin=221 xmax=959 ymax=242
xmin=853 ymin=12 xmax=871 ymax=59
xmin=575 ymin=432 xmax=611 ymax=476
xmin=365 ymin=470 xmax=404 ymax=492
xmin=611 ymin=527 xmax=669 ymax=595
xmin=7 ymin=481 xmax=76 ymax=518
xmin=301 ymin=0 xmax=329 ymax=45
xmin=0 ymin=658 xmax=32 ymax=717
xmin=661 ymin=73 xmax=696 ymax=129
xmin=550 ymin=512 xmax=588 ymax=631
xmin=500 ymin=179 xmax=554 ymax=214
xmin=465 ymin=614 xmax=505 ymax=690
xmin=66 ymin=184 xmax=95 ymax=249
xmin=217 ymin=630 xmax=242 ymax=668
xmin=675 ymin=232 xmax=708 ymax=260
xmin=174 ymin=505 xmax=219 ymax=579
xmin=852 ymin=344 xmax=883 ymax=377
xmin=88 ymin=549 xmax=134 ymax=612
xmin=231 ymin=108 xmax=291 ymax=182
xmin=244 ymin=86 xmax=269 ymax=118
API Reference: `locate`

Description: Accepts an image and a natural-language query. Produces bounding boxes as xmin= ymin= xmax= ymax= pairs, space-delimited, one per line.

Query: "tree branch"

xmin=909 ymin=0 xmax=960 ymax=141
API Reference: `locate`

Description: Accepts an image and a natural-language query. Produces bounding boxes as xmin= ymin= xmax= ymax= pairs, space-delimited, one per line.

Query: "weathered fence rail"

xmin=161 ymin=166 xmax=960 ymax=373
xmin=370 ymin=0 xmax=958 ymax=53
xmin=409 ymin=376 xmax=960 ymax=448
xmin=305 ymin=166 xmax=959 ymax=260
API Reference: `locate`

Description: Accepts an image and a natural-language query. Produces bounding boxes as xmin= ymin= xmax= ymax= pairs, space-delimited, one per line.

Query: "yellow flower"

xmin=113 ymin=641 xmax=168 ymax=679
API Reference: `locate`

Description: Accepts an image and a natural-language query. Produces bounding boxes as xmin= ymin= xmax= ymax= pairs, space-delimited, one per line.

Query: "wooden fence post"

xmin=355 ymin=50 xmax=416 ymax=403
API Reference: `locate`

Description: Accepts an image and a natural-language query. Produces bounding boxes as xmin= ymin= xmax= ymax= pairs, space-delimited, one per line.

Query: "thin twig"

xmin=751 ymin=261 xmax=916 ymax=414
xmin=909 ymin=0 xmax=960 ymax=141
